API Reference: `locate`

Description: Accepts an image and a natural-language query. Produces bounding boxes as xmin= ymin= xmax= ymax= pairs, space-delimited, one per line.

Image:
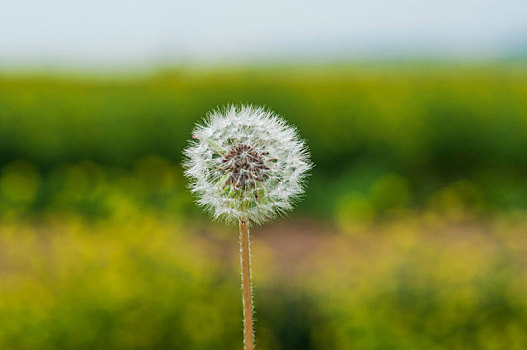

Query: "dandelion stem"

xmin=239 ymin=217 xmax=255 ymax=350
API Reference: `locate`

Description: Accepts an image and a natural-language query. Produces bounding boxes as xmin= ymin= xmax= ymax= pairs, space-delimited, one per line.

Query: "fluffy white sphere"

xmin=183 ymin=105 xmax=312 ymax=225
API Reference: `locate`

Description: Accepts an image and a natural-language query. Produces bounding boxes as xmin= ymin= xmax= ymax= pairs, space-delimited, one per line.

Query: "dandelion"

xmin=183 ymin=105 xmax=312 ymax=349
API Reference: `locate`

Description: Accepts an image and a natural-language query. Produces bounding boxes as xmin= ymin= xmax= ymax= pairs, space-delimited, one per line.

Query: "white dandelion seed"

xmin=183 ymin=104 xmax=312 ymax=225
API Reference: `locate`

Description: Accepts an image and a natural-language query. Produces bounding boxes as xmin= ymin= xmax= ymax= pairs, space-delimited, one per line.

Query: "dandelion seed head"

xmin=183 ymin=105 xmax=312 ymax=225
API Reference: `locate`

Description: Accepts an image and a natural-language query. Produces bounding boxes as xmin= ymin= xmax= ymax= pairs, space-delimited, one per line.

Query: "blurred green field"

xmin=2 ymin=65 xmax=527 ymax=219
xmin=1 ymin=64 xmax=527 ymax=349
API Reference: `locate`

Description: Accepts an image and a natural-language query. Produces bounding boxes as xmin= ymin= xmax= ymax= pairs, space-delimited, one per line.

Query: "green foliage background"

xmin=0 ymin=64 xmax=526 ymax=349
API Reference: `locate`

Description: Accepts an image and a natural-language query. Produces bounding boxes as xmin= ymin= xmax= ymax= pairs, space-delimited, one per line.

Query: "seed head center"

xmin=221 ymin=143 xmax=269 ymax=189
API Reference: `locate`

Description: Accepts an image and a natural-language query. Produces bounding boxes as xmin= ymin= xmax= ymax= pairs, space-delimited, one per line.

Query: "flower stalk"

xmin=239 ymin=217 xmax=254 ymax=350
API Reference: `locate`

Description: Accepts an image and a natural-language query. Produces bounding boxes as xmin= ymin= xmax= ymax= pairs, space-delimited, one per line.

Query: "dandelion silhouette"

xmin=184 ymin=105 xmax=312 ymax=350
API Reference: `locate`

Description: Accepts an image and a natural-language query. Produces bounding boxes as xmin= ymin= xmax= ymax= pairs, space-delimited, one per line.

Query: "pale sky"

xmin=0 ymin=0 xmax=526 ymax=67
